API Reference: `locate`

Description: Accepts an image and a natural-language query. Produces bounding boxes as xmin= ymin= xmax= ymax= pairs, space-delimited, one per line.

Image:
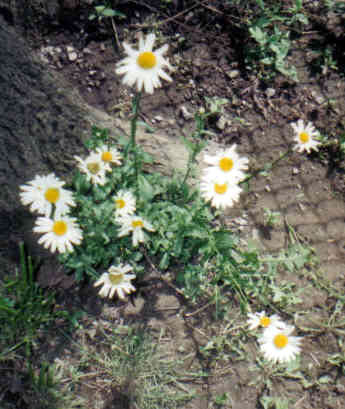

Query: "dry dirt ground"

xmin=4 ymin=1 xmax=345 ymax=408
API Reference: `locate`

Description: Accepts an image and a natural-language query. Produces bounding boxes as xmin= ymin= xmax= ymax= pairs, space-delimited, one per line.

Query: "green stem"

xmin=181 ymin=113 xmax=206 ymax=188
xmin=240 ymin=148 xmax=293 ymax=186
xmin=181 ymin=152 xmax=194 ymax=187
xmin=129 ymin=92 xmax=142 ymax=190
xmin=130 ymin=92 xmax=141 ymax=148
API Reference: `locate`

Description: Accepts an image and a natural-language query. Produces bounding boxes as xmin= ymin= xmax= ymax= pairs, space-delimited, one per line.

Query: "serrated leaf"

xmin=138 ymin=174 xmax=155 ymax=201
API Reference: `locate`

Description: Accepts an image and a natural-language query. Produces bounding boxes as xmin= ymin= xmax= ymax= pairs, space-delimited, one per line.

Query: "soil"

xmin=3 ymin=1 xmax=345 ymax=408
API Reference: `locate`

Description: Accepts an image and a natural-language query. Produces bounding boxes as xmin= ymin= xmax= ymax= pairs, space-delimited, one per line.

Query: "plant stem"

xmin=181 ymin=113 xmax=206 ymax=188
xmin=130 ymin=92 xmax=142 ymax=189
xmin=240 ymin=148 xmax=293 ymax=186
xmin=130 ymin=92 xmax=141 ymax=148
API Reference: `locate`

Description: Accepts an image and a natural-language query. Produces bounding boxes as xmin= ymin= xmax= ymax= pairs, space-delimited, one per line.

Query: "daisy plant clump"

xmin=18 ymin=32 xmax=320 ymax=310
xmin=247 ymin=311 xmax=303 ymax=364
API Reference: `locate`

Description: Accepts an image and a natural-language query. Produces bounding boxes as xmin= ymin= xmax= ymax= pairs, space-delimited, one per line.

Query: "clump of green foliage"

xmin=0 ymin=243 xmax=62 ymax=358
xmin=246 ymin=0 xmax=308 ymax=81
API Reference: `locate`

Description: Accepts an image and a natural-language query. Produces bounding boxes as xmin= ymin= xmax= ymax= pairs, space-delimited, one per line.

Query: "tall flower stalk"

xmin=115 ymin=32 xmax=173 ymax=187
xmin=129 ymin=92 xmax=142 ymax=188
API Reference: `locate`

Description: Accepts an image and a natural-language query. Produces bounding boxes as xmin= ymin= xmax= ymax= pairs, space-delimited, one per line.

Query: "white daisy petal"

xmin=75 ymin=152 xmax=110 ymax=185
xmin=291 ymin=119 xmax=321 ymax=153
xmin=200 ymin=175 xmax=242 ymax=209
xmin=96 ymin=145 xmax=122 ymax=166
xmin=203 ymin=145 xmax=248 ymax=183
xmin=113 ymin=190 xmax=136 ymax=218
xmin=145 ymin=33 xmax=156 ymax=50
xmin=259 ymin=325 xmax=302 ymax=364
xmin=116 ymin=214 xmax=155 ymax=247
xmin=116 ymin=33 xmax=173 ymax=94
xmin=247 ymin=311 xmax=286 ymax=331
xmin=19 ymin=173 xmax=75 ymax=217
xmin=34 ymin=216 xmax=82 ymax=254
xmin=94 ymin=263 xmax=136 ymax=301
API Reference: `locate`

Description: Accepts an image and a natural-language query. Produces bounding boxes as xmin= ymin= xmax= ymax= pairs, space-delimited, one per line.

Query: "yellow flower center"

xmin=219 ymin=157 xmax=234 ymax=172
xmin=44 ymin=187 xmax=60 ymax=204
xmin=299 ymin=132 xmax=310 ymax=144
xmin=214 ymin=183 xmax=227 ymax=195
xmin=87 ymin=162 xmax=101 ymax=174
xmin=132 ymin=220 xmax=144 ymax=229
xmin=137 ymin=51 xmax=157 ymax=69
xmin=101 ymin=151 xmax=113 ymax=162
xmin=53 ymin=220 xmax=68 ymax=236
xmin=109 ymin=272 xmax=124 ymax=286
xmin=274 ymin=334 xmax=288 ymax=349
xmin=116 ymin=199 xmax=126 ymax=209
xmin=260 ymin=316 xmax=271 ymax=328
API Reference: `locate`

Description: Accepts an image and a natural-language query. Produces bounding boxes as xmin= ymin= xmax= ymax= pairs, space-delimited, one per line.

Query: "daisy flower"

xmin=94 ymin=263 xmax=136 ymax=300
xmin=96 ymin=145 xmax=122 ymax=166
xmin=203 ymin=145 xmax=248 ymax=182
xmin=259 ymin=325 xmax=302 ymax=364
xmin=116 ymin=33 xmax=173 ymax=94
xmin=200 ymin=175 xmax=242 ymax=209
xmin=75 ymin=152 xmax=111 ymax=185
xmin=291 ymin=119 xmax=321 ymax=153
xmin=117 ymin=214 xmax=155 ymax=247
xmin=247 ymin=311 xmax=286 ymax=331
xmin=113 ymin=190 xmax=136 ymax=218
xmin=19 ymin=173 xmax=75 ymax=217
xmin=34 ymin=216 xmax=83 ymax=254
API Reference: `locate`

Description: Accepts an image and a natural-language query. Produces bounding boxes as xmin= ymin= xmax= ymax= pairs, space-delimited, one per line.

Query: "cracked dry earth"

xmin=31 ymin=9 xmax=345 ymax=409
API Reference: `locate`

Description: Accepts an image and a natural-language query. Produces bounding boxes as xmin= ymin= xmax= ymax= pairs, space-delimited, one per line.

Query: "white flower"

xmin=259 ymin=325 xmax=302 ymax=364
xmin=200 ymin=175 xmax=242 ymax=209
xmin=96 ymin=145 xmax=122 ymax=166
xmin=75 ymin=152 xmax=111 ymax=185
xmin=94 ymin=263 xmax=136 ymax=300
xmin=113 ymin=190 xmax=136 ymax=218
xmin=203 ymin=145 xmax=248 ymax=182
xmin=117 ymin=214 xmax=155 ymax=247
xmin=34 ymin=216 xmax=83 ymax=254
xmin=19 ymin=174 xmax=75 ymax=217
xmin=116 ymin=33 xmax=173 ymax=94
xmin=247 ymin=311 xmax=286 ymax=331
xmin=291 ymin=119 xmax=321 ymax=153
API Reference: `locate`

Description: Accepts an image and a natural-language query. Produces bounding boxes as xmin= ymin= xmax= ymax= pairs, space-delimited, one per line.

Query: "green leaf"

xmin=137 ymin=121 xmax=155 ymax=133
xmin=296 ymin=13 xmax=308 ymax=25
xmin=249 ymin=26 xmax=268 ymax=46
xmin=102 ymin=8 xmax=117 ymax=17
xmin=95 ymin=5 xmax=106 ymax=13
xmin=138 ymin=174 xmax=155 ymax=201
xmin=159 ymin=253 xmax=170 ymax=270
xmin=256 ymin=0 xmax=265 ymax=10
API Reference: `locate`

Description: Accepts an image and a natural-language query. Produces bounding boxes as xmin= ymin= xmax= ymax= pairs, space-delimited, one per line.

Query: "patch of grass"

xmin=0 ymin=244 xmax=82 ymax=409
xmin=0 ymin=243 xmax=60 ymax=359
xmin=55 ymin=323 xmax=197 ymax=409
